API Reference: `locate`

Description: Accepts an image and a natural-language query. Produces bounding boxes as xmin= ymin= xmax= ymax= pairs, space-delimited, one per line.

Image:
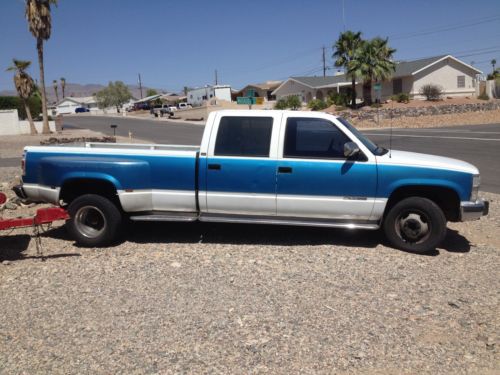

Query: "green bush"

xmin=478 ymin=92 xmax=490 ymax=100
xmin=327 ymin=92 xmax=350 ymax=107
xmin=308 ymin=99 xmax=328 ymax=111
xmin=0 ymin=95 xmax=42 ymax=120
xmin=274 ymin=95 xmax=302 ymax=110
xmin=419 ymin=84 xmax=443 ymax=101
xmin=391 ymin=93 xmax=410 ymax=103
xmin=274 ymin=98 xmax=288 ymax=109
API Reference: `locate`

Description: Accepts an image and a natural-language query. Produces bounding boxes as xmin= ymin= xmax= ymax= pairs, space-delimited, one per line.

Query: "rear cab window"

xmin=214 ymin=116 xmax=273 ymax=157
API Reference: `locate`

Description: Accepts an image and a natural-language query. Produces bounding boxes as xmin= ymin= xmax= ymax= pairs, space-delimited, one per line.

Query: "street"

xmin=62 ymin=115 xmax=500 ymax=194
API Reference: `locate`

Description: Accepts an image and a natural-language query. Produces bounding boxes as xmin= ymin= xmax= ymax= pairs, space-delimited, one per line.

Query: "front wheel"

xmin=67 ymin=194 xmax=122 ymax=247
xmin=383 ymin=197 xmax=446 ymax=253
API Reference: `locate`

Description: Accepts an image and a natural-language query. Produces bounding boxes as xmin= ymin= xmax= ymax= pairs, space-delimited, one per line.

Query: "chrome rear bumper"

xmin=460 ymin=199 xmax=489 ymax=221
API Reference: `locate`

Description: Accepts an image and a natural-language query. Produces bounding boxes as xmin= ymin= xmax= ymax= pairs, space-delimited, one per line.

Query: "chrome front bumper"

xmin=460 ymin=199 xmax=489 ymax=221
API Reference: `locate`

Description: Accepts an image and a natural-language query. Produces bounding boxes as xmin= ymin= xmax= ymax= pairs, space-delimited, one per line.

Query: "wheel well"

xmin=60 ymin=178 xmax=122 ymax=209
xmin=385 ymin=185 xmax=461 ymax=222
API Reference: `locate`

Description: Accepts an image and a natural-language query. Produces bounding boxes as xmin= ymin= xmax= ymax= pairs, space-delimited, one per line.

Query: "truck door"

xmin=204 ymin=113 xmax=281 ymax=216
xmin=276 ymin=115 xmax=377 ymax=220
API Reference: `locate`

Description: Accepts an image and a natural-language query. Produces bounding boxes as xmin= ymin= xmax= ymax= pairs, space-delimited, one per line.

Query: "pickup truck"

xmin=15 ymin=110 xmax=488 ymax=252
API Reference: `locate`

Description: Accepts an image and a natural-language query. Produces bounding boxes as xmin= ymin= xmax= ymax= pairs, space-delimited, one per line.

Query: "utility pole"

xmin=322 ymin=46 xmax=326 ymax=77
xmin=215 ymin=69 xmax=218 ymax=85
xmin=138 ymin=73 xmax=143 ymax=99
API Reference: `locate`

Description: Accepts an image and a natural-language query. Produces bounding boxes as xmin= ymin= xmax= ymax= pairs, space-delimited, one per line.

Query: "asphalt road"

xmin=4 ymin=115 xmax=500 ymax=193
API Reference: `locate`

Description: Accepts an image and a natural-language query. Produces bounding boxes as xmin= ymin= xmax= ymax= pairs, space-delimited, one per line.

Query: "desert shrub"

xmin=274 ymin=98 xmax=288 ymax=109
xmin=391 ymin=93 xmax=409 ymax=103
xmin=327 ymin=92 xmax=350 ymax=107
xmin=419 ymin=84 xmax=443 ymax=101
xmin=308 ymin=99 xmax=328 ymax=111
xmin=275 ymin=95 xmax=302 ymax=110
xmin=370 ymin=103 xmax=382 ymax=108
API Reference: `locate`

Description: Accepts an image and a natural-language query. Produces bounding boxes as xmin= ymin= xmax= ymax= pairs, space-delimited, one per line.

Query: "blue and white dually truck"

xmin=15 ymin=110 xmax=488 ymax=252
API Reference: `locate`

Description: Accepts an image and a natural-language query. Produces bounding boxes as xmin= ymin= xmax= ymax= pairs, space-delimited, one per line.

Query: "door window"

xmin=284 ymin=118 xmax=350 ymax=159
xmin=214 ymin=116 xmax=273 ymax=157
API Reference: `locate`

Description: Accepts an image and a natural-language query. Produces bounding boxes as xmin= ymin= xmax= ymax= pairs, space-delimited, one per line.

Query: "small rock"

xmin=5 ymin=202 xmax=17 ymax=210
xmin=2 ymin=260 xmax=11 ymax=265
xmin=170 ymin=261 xmax=181 ymax=268
xmin=448 ymin=301 xmax=460 ymax=309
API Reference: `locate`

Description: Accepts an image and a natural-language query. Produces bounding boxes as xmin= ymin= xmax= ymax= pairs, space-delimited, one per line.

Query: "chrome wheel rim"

xmin=395 ymin=210 xmax=431 ymax=244
xmin=74 ymin=206 xmax=107 ymax=239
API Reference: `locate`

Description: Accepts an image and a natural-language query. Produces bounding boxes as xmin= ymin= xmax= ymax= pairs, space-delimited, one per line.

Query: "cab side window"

xmin=214 ymin=116 xmax=273 ymax=157
xmin=284 ymin=118 xmax=351 ymax=159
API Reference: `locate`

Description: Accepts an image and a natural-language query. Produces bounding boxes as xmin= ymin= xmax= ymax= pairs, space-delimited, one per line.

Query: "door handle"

xmin=278 ymin=166 xmax=293 ymax=173
xmin=208 ymin=163 xmax=221 ymax=170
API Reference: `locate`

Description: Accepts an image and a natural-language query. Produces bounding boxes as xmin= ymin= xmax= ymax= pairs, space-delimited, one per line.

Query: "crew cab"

xmin=15 ymin=110 xmax=488 ymax=252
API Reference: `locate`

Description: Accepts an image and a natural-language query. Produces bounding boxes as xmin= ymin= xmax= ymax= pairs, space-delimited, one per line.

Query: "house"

xmin=236 ymin=80 xmax=282 ymax=101
xmin=187 ymin=85 xmax=232 ymax=107
xmin=54 ymin=96 xmax=98 ymax=115
xmin=272 ymin=55 xmax=483 ymax=103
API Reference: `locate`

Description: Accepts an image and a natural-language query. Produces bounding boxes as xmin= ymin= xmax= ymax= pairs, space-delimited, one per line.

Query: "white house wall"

xmin=412 ymin=58 xmax=477 ymax=98
xmin=273 ymin=80 xmax=313 ymax=102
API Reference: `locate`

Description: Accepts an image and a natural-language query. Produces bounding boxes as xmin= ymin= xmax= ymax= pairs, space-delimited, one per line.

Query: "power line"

xmin=390 ymin=15 xmax=500 ymax=40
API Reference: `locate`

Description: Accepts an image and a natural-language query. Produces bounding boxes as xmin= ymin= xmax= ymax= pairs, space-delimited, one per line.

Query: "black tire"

xmin=66 ymin=194 xmax=122 ymax=247
xmin=383 ymin=197 xmax=446 ymax=253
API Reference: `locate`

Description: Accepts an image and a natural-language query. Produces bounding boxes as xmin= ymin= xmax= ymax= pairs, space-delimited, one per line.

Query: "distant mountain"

xmin=0 ymin=83 xmax=166 ymax=104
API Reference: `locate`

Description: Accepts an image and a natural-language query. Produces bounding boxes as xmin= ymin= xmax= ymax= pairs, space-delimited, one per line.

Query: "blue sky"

xmin=1 ymin=0 xmax=499 ymax=93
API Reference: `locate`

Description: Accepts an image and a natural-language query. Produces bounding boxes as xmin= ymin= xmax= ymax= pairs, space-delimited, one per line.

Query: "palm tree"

xmin=333 ymin=30 xmax=363 ymax=109
xmin=351 ymin=37 xmax=396 ymax=105
xmin=6 ymin=59 xmax=38 ymax=135
xmin=53 ymin=79 xmax=59 ymax=103
xmin=492 ymin=59 xmax=497 ymax=74
xmin=60 ymin=77 xmax=66 ymax=98
xmin=25 ymin=0 xmax=57 ymax=134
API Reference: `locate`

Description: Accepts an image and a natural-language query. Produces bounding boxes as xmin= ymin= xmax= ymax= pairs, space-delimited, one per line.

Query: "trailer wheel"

xmin=383 ymin=197 xmax=446 ymax=253
xmin=67 ymin=194 xmax=122 ymax=247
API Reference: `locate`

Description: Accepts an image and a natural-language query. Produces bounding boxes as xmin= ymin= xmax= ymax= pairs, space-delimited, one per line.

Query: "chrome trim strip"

xmin=199 ymin=213 xmax=380 ymax=230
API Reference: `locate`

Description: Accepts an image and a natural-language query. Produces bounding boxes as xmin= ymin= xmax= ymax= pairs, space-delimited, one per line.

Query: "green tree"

xmin=60 ymin=77 xmax=66 ymax=98
xmin=95 ymin=81 xmax=132 ymax=112
xmin=146 ymin=88 xmax=158 ymax=97
xmin=351 ymin=37 xmax=396 ymax=105
xmin=492 ymin=59 xmax=496 ymax=74
xmin=333 ymin=30 xmax=363 ymax=109
xmin=6 ymin=59 xmax=38 ymax=135
xmin=25 ymin=0 xmax=57 ymax=134
xmin=52 ymin=79 xmax=59 ymax=103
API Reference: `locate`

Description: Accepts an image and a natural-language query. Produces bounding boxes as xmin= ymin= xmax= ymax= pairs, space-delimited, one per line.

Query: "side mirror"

xmin=344 ymin=141 xmax=360 ymax=158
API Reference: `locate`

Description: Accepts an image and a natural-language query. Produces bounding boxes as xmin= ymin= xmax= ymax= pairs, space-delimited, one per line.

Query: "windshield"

xmin=337 ymin=117 xmax=387 ymax=156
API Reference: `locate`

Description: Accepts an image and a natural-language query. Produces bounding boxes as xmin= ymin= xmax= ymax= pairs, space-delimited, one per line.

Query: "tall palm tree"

xmin=60 ymin=77 xmax=66 ymax=98
xmin=351 ymin=37 xmax=396 ymax=105
xmin=25 ymin=0 xmax=57 ymax=134
xmin=492 ymin=59 xmax=497 ymax=74
xmin=333 ymin=30 xmax=363 ymax=109
xmin=6 ymin=59 xmax=38 ymax=135
xmin=52 ymin=79 xmax=59 ymax=103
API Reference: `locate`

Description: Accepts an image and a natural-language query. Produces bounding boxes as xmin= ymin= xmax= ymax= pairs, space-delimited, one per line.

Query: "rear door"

xmin=204 ymin=113 xmax=281 ymax=215
xmin=276 ymin=115 xmax=377 ymax=220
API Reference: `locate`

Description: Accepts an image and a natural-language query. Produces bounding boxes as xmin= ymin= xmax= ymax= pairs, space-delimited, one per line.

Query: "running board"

xmin=129 ymin=212 xmax=198 ymax=222
xmin=129 ymin=212 xmax=379 ymax=230
xmin=199 ymin=214 xmax=380 ymax=230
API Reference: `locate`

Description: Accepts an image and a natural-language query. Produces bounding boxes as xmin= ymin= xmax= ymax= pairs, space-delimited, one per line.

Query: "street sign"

xmin=237 ymin=97 xmax=256 ymax=105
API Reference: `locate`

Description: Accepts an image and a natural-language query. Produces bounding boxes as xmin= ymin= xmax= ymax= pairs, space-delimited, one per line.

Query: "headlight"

xmin=470 ymin=174 xmax=480 ymax=201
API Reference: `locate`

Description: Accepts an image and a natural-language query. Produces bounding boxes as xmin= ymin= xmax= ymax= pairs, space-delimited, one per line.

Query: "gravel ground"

xmin=0 ymin=130 xmax=498 ymax=374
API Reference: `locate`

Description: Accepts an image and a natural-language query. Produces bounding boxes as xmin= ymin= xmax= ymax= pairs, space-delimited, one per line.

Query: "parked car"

xmin=15 ymin=110 xmax=488 ymax=251
xmin=177 ymin=103 xmax=192 ymax=110
xmin=75 ymin=107 xmax=90 ymax=113
xmin=152 ymin=104 xmax=174 ymax=117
